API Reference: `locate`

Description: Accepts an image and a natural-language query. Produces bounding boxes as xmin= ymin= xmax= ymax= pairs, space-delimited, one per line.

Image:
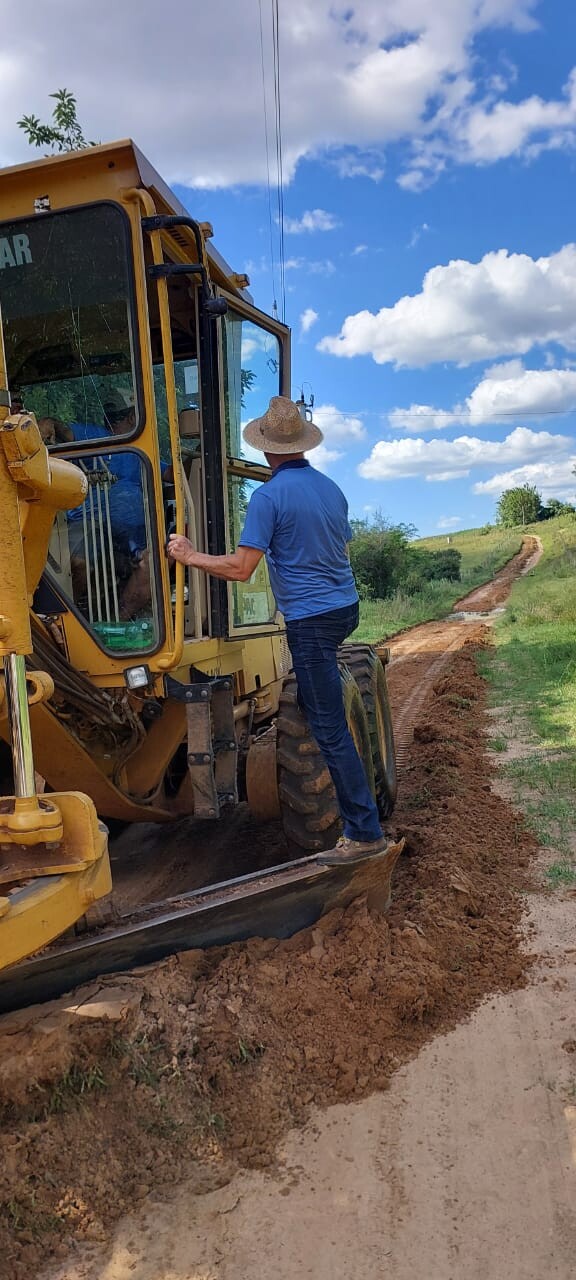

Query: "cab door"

xmin=218 ymin=295 xmax=291 ymax=637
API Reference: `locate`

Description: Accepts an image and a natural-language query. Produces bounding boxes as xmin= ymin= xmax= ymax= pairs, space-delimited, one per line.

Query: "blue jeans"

xmin=286 ymin=601 xmax=382 ymax=843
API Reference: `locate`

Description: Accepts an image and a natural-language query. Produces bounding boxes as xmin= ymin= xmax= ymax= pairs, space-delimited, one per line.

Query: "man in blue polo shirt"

xmin=67 ymin=391 xmax=148 ymax=557
xmin=168 ymin=395 xmax=386 ymax=866
xmin=67 ymin=390 xmax=171 ymax=619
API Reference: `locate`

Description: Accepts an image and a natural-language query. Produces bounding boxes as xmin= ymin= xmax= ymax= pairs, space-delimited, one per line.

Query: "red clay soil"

xmin=0 ymin=637 xmax=537 ymax=1279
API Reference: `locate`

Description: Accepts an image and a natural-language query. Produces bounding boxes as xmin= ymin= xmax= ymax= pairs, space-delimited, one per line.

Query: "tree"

xmin=497 ymin=484 xmax=543 ymax=528
xmin=18 ymin=89 xmax=96 ymax=154
xmin=349 ymin=508 xmax=417 ymax=541
xmin=349 ymin=525 xmax=411 ymax=600
xmin=349 ymin=524 xmax=463 ymax=601
xmin=424 ymin=548 xmax=462 ymax=582
xmin=540 ymin=497 xmax=576 ymax=521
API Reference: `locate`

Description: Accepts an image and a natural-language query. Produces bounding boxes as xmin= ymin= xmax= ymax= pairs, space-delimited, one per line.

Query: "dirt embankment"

xmin=0 ymin=633 xmax=538 ymax=1279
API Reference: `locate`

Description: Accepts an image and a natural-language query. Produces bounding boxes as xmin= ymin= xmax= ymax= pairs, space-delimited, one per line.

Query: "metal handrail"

xmin=123 ymin=186 xmax=185 ymax=670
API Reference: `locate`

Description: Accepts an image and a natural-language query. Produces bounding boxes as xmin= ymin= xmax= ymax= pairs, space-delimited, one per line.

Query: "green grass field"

xmin=356 ymin=525 xmax=522 ymax=642
xmin=479 ymin=514 xmax=576 ymax=886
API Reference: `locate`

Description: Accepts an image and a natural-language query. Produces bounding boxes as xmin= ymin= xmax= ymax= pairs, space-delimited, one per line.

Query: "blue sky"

xmin=2 ymin=0 xmax=576 ymax=535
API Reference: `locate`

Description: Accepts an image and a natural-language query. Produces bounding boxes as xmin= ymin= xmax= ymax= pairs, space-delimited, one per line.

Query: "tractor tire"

xmin=338 ymin=643 xmax=397 ymax=819
xmin=276 ymin=664 xmax=374 ymax=854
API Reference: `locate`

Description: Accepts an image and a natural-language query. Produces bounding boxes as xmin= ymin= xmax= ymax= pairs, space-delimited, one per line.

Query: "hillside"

xmin=482 ymin=513 xmax=576 ymax=889
xmin=357 ymin=523 xmax=523 ymax=642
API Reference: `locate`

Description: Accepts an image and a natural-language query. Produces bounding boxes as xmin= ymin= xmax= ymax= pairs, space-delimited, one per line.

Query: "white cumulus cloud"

xmin=400 ymin=67 xmax=576 ymax=190
xmin=468 ymin=364 xmax=576 ymax=422
xmin=334 ymin=152 xmax=385 ymax=182
xmin=459 ymin=68 xmax=576 ymax=164
xmin=389 ymin=404 xmax=468 ymax=433
xmin=285 ymin=258 xmax=336 ymax=276
xmin=474 ymin=461 xmax=576 ymax=501
xmin=0 ymin=0 xmax=551 ymax=191
xmin=358 ymin=426 xmax=572 ymax=482
xmin=320 ymin=245 xmax=576 ymax=368
xmin=284 ymin=209 xmax=339 ymax=234
xmin=299 ymin=308 xmax=319 ymax=335
xmin=390 ymin=360 xmax=576 ymax=433
xmin=310 ymin=443 xmax=343 ymax=472
xmin=437 ymin=515 xmax=463 ymax=529
xmin=314 ymin=404 xmax=367 ymax=444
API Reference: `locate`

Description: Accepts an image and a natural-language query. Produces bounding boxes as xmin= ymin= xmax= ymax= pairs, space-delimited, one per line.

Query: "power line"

xmin=257 ymin=0 xmax=278 ymax=319
xmin=304 ymin=406 xmax=576 ymax=423
xmin=271 ymin=0 xmax=286 ymax=323
xmin=307 ymin=409 xmax=370 ymax=419
xmin=388 ymin=407 xmax=576 ymax=421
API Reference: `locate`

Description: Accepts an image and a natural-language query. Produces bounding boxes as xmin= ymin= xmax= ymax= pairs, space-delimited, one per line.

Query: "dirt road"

xmin=386 ymin=535 xmax=540 ymax=767
xmin=82 ymin=877 xmax=574 ymax=1280
xmin=42 ymin=534 xmax=576 ymax=1280
xmin=5 ymin=535 xmax=570 ymax=1280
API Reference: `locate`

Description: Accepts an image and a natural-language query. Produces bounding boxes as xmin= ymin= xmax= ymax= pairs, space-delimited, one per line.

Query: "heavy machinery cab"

xmin=0 ymin=142 xmax=399 ymax=999
xmin=0 ymin=140 xmax=290 ymax=693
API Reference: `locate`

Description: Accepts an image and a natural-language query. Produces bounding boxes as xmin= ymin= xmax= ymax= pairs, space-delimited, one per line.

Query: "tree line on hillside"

xmin=349 ymin=513 xmax=461 ymax=601
xmin=496 ymin=484 xmax=575 ymax=528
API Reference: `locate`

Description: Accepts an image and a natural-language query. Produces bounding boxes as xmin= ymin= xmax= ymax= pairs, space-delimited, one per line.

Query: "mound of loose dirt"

xmin=0 ymin=639 xmax=537 ymax=1279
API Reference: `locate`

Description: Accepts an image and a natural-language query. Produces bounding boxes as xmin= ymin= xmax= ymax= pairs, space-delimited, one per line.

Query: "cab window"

xmin=222 ymin=310 xmax=281 ymax=463
xmin=222 ymin=308 xmax=281 ymax=630
xmin=0 ymin=203 xmax=140 ymax=445
xmin=47 ymin=448 xmax=161 ymax=655
xmin=227 ymin=474 xmax=276 ymax=627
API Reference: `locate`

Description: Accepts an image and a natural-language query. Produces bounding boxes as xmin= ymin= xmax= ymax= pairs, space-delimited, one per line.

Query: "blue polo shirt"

xmin=66 ymin=423 xmax=167 ymax=552
xmin=239 ymin=459 xmax=358 ymax=621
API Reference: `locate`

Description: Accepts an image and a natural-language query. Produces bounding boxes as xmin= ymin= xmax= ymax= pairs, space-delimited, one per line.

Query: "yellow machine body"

xmin=0 ymin=140 xmax=294 ymax=965
xmin=0 ymin=325 xmax=111 ymax=966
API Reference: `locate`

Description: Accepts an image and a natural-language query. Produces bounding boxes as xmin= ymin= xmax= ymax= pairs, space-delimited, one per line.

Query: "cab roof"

xmin=0 ymin=139 xmax=254 ymax=303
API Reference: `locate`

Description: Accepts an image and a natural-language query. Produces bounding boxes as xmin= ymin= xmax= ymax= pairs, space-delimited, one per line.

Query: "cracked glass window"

xmin=0 ymin=203 xmax=139 ymax=445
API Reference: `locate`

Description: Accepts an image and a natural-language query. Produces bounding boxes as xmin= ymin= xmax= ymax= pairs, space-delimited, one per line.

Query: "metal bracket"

xmin=147 ymin=263 xmax=203 ymax=280
xmin=165 ymin=676 xmax=210 ymax=704
xmin=166 ymin=675 xmax=238 ymax=819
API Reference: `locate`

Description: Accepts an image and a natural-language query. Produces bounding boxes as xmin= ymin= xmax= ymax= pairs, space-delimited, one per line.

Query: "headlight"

xmin=124 ymin=664 xmax=151 ymax=691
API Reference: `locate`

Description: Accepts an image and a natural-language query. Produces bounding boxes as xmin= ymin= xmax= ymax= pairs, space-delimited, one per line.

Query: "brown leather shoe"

xmin=316 ymin=834 xmax=388 ymax=867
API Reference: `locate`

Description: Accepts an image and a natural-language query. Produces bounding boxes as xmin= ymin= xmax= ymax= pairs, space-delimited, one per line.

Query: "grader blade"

xmin=0 ymin=841 xmax=403 ymax=1015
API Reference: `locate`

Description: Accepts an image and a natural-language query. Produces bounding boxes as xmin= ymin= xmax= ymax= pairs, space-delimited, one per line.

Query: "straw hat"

xmin=243 ymin=396 xmax=323 ymax=455
xmin=102 ymin=388 xmax=135 ymax=427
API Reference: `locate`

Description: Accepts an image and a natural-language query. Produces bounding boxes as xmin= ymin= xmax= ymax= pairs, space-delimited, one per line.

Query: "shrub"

xmin=349 ymin=517 xmax=461 ymax=600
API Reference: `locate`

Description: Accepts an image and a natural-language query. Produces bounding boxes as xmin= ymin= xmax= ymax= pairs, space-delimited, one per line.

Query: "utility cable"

xmin=271 ymin=0 xmax=286 ymax=323
xmin=258 ymin=0 xmax=278 ymax=318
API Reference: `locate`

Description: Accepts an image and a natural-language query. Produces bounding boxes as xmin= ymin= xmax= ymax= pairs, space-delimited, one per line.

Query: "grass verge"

xmin=479 ymin=515 xmax=576 ymax=886
xmin=357 ymin=526 xmax=522 ymax=642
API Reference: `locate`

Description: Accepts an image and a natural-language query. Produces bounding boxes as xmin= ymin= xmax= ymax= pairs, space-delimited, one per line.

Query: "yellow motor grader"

xmin=0 ymin=141 xmax=397 ymax=1011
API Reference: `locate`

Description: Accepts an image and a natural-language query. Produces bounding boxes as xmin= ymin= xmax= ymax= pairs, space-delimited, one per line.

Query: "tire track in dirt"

xmin=389 ymin=623 xmax=482 ymax=770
